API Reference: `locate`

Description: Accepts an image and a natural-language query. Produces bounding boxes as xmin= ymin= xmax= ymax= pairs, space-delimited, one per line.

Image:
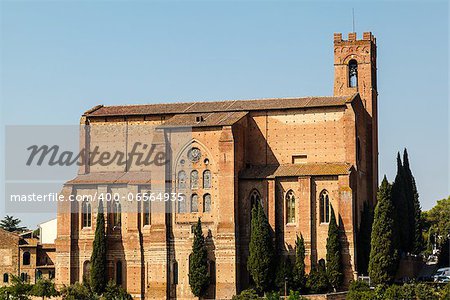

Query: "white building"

xmin=38 ymin=218 xmax=57 ymax=244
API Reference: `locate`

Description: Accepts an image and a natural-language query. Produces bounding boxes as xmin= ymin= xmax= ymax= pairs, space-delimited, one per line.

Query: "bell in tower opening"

xmin=349 ymin=59 xmax=358 ymax=87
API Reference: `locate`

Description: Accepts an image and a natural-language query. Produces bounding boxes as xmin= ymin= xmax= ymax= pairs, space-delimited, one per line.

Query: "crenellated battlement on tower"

xmin=334 ymin=32 xmax=376 ymax=44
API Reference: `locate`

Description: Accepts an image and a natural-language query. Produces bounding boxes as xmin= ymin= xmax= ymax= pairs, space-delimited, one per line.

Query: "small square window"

xmin=292 ymin=155 xmax=307 ymax=164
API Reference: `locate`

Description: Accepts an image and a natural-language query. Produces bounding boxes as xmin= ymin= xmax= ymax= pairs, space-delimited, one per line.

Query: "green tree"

xmin=391 ymin=153 xmax=410 ymax=254
xmin=422 ymin=196 xmax=450 ymax=264
xmin=441 ymin=283 xmax=450 ymax=300
xmin=292 ymin=234 xmax=306 ymax=292
xmin=5 ymin=274 xmax=32 ymax=300
xmin=0 ymin=215 xmax=27 ymax=232
xmin=403 ymin=149 xmax=423 ymax=254
xmin=346 ymin=281 xmax=376 ymax=300
xmin=306 ymin=261 xmax=329 ymax=294
xmin=102 ymin=280 xmax=133 ymax=300
xmin=368 ymin=176 xmax=398 ymax=285
xmin=424 ymin=227 xmax=435 ymax=257
xmin=274 ymin=256 xmax=293 ymax=294
xmin=189 ymin=218 xmax=210 ymax=298
xmin=357 ymin=202 xmax=373 ymax=275
xmin=422 ymin=196 xmax=450 ymax=238
xmin=438 ymin=237 xmax=449 ymax=267
xmin=231 ymin=289 xmax=258 ymax=300
xmin=90 ymin=201 xmax=107 ymax=294
xmin=61 ymin=282 xmax=97 ymax=300
xmin=247 ymin=202 xmax=275 ymax=294
xmin=30 ymin=278 xmax=59 ymax=300
xmin=326 ymin=206 xmax=343 ymax=291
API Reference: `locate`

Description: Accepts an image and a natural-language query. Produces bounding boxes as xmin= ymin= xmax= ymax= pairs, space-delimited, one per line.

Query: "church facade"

xmin=55 ymin=32 xmax=378 ymax=299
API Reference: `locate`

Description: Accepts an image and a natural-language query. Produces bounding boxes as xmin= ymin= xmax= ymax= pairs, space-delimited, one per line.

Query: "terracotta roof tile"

xmin=66 ymin=171 xmax=152 ymax=185
xmin=85 ymin=95 xmax=356 ymax=117
xmin=239 ymin=163 xmax=351 ymax=179
xmin=159 ymin=111 xmax=248 ymax=128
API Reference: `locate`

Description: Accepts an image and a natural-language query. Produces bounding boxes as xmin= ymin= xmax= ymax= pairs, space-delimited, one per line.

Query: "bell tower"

xmin=333 ymin=32 xmax=377 ymax=117
xmin=333 ymin=31 xmax=378 ymax=204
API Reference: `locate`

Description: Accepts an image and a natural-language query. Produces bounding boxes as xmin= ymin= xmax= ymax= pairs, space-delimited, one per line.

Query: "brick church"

xmin=55 ymin=32 xmax=378 ymax=299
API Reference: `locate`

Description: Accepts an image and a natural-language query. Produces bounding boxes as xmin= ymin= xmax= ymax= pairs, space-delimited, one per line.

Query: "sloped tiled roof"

xmin=159 ymin=111 xmax=248 ymax=128
xmin=239 ymin=163 xmax=352 ymax=179
xmin=84 ymin=95 xmax=356 ymax=117
xmin=66 ymin=171 xmax=152 ymax=185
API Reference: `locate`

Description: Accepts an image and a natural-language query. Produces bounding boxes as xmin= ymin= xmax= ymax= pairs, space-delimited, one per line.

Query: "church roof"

xmin=66 ymin=171 xmax=152 ymax=185
xmin=84 ymin=94 xmax=357 ymax=117
xmin=239 ymin=163 xmax=352 ymax=179
xmin=158 ymin=111 xmax=248 ymax=128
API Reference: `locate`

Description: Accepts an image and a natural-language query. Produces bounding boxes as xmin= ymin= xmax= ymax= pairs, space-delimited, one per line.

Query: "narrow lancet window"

xmin=349 ymin=59 xmax=358 ymax=87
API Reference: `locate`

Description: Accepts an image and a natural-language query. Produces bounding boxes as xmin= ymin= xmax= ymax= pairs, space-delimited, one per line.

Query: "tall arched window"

xmin=82 ymin=200 xmax=91 ymax=228
xmin=208 ymin=260 xmax=216 ymax=284
xmin=172 ymin=261 xmax=178 ymax=285
xmin=113 ymin=201 xmax=122 ymax=227
xmin=203 ymin=170 xmax=211 ymax=189
xmin=83 ymin=261 xmax=91 ymax=281
xmin=190 ymin=170 xmax=199 ymax=189
xmin=250 ymin=189 xmax=261 ymax=209
xmin=116 ymin=261 xmax=123 ymax=285
xmin=20 ymin=273 xmax=28 ymax=282
xmin=203 ymin=194 xmax=211 ymax=213
xmin=190 ymin=194 xmax=199 ymax=213
xmin=178 ymin=194 xmax=186 ymax=213
xmin=22 ymin=251 xmax=30 ymax=266
xmin=36 ymin=270 xmax=42 ymax=279
xmin=320 ymin=190 xmax=331 ymax=223
xmin=3 ymin=273 xmax=8 ymax=283
xmin=286 ymin=190 xmax=296 ymax=224
xmin=178 ymin=170 xmax=186 ymax=189
xmin=356 ymin=137 xmax=361 ymax=163
xmin=349 ymin=59 xmax=358 ymax=87
xmin=143 ymin=199 xmax=151 ymax=226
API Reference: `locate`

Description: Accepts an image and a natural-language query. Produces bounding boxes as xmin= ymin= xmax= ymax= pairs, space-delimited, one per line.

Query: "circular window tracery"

xmin=188 ymin=147 xmax=201 ymax=162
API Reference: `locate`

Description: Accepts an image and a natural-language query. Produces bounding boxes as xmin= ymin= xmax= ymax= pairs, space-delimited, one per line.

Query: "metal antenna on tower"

xmin=352 ymin=8 xmax=355 ymax=32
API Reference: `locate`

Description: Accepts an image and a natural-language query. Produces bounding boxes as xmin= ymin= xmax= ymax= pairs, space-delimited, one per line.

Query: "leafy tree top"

xmin=0 ymin=215 xmax=27 ymax=232
xmin=423 ymin=196 xmax=450 ymax=238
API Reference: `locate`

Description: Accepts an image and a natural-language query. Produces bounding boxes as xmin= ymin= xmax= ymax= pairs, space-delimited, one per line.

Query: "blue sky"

xmin=0 ymin=0 xmax=448 ymax=228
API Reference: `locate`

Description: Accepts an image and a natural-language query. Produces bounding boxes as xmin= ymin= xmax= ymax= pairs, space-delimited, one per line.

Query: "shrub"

xmin=346 ymin=280 xmax=375 ymax=300
xmin=30 ymin=278 xmax=59 ymax=300
xmin=265 ymin=291 xmax=280 ymax=300
xmin=274 ymin=257 xmax=293 ymax=293
xmin=101 ymin=280 xmax=133 ymax=300
xmin=287 ymin=290 xmax=307 ymax=300
xmin=440 ymin=283 xmax=450 ymax=300
xmin=414 ymin=283 xmax=438 ymax=300
xmin=306 ymin=262 xmax=329 ymax=294
xmin=4 ymin=275 xmax=32 ymax=300
xmin=61 ymin=282 xmax=98 ymax=300
xmin=382 ymin=285 xmax=403 ymax=300
xmin=232 ymin=288 xmax=259 ymax=300
xmin=373 ymin=284 xmax=387 ymax=299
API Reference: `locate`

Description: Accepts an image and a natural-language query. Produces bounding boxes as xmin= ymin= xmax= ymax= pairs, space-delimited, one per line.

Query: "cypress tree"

xmin=274 ymin=256 xmax=293 ymax=293
xmin=403 ymin=149 xmax=423 ymax=254
xmin=90 ymin=200 xmax=107 ymax=294
xmin=368 ymin=176 xmax=399 ymax=285
xmin=189 ymin=218 xmax=210 ymax=298
xmin=293 ymin=234 xmax=306 ymax=292
xmin=326 ymin=206 xmax=343 ymax=291
xmin=247 ymin=202 xmax=275 ymax=294
xmin=306 ymin=260 xmax=329 ymax=294
xmin=357 ymin=202 xmax=373 ymax=275
xmin=391 ymin=153 xmax=410 ymax=253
